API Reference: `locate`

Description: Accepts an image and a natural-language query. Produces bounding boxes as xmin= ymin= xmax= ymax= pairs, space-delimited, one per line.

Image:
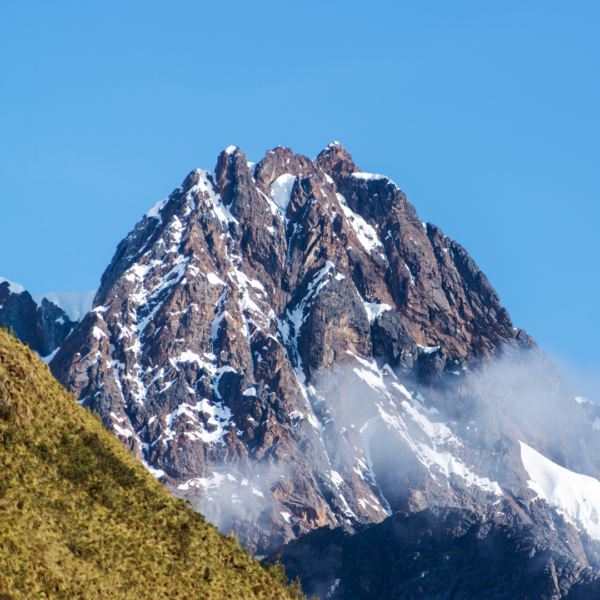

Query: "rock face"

xmin=275 ymin=508 xmax=600 ymax=600
xmin=50 ymin=142 xmax=600 ymax=593
xmin=0 ymin=279 xmax=78 ymax=358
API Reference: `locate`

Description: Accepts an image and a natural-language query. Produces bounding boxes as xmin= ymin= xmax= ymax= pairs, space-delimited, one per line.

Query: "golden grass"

xmin=0 ymin=328 xmax=306 ymax=599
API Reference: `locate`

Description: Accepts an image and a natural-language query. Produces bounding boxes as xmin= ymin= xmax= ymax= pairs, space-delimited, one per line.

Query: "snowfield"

xmin=520 ymin=441 xmax=600 ymax=540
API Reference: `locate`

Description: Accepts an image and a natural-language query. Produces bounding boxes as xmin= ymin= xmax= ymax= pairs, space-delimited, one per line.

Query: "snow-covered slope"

xmin=0 ymin=277 xmax=26 ymax=294
xmin=520 ymin=441 xmax=600 ymax=540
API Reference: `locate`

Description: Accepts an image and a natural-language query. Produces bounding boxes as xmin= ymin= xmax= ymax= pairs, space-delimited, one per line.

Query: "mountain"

xmin=0 ymin=277 xmax=95 ymax=359
xmin=0 ymin=326 xmax=305 ymax=599
xmin=47 ymin=143 xmax=600 ymax=596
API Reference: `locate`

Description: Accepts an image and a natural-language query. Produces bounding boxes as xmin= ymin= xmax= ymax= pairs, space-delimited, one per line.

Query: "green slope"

xmin=0 ymin=328 xmax=305 ymax=599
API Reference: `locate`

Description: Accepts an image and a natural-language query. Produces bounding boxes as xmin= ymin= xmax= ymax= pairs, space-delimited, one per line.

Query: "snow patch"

xmin=520 ymin=441 xmax=600 ymax=540
xmin=336 ymin=193 xmax=383 ymax=255
xmin=178 ymin=471 xmax=237 ymax=492
xmin=207 ymin=272 xmax=226 ymax=286
xmin=0 ymin=277 xmax=25 ymax=294
xmin=270 ymin=174 xmax=296 ymax=212
xmin=163 ymin=399 xmax=234 ymax=447
xmin=146 ymin=198 xmax=168 ymax=220
xmin=351 ymin=172 xmax=396 ymax=187
xmin=92 ymin=326 xmax=107 ymax=340
xmin=362 ymin=301 xmax=392 ymax=324
xmin=190 ymin=169 xmax=239 ymax=223
xmin=330 ymin=471 xmax=344 ymax=488
xmin=418 ymin=345 xmax=441 ymax=354
xmin=113 ymin=424 xmax=134 ymax=438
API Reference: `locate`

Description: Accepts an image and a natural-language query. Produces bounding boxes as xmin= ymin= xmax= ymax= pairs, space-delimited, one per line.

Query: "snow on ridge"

xmin=277 ymin=261 xmax=340 ymax=432
xmin=336 ymin=193 xmax=383 ymax=255
xmin=0 ymin=276 xmax=98 ymax=322
xmin=32 ymin=290 xmax=97 ymax=322
xmin=320 ymin=141 xmax=341 ymax=157
xmin=176 ymin=168 xmax=238 ymax=224
xmin=520 ymin=441 xmax=600 ymax=540
xmin=270 ymin=173 xmax=297 ymax=212
xmin=0 ymin=277 xmax=26 ymax=294
xmin=351 ymin=172 xmax=397 ymax=187
xmin=283 ymin=261 xmax=337 ymax=358
xmin=146 ymin=198 xmax=169 ymax=220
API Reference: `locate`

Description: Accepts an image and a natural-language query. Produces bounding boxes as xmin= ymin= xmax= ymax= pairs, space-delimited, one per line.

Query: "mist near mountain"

xmin=548 ymin=352 xmax=600 ymax=405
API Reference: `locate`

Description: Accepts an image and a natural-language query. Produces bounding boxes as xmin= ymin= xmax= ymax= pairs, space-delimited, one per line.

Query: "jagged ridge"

xmin=0 ymin=278 xmax=90 ymax=358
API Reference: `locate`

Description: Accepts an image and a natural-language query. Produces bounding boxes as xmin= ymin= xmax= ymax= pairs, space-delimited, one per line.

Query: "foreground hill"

xmin=0 ymin=327 xmax=303 ymax=599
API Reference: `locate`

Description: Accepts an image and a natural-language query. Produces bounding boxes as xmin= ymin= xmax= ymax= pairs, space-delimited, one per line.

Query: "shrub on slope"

xmin=0 ymin=328 xmax=305 ymax=599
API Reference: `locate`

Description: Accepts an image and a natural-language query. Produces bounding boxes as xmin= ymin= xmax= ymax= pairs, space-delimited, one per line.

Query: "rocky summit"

xmin=49 ymin=143 xmax=600 ymax=597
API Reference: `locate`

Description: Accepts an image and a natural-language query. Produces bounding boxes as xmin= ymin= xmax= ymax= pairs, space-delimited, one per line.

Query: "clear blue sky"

xmin=1 ymin=1 xmax=599 ymax=396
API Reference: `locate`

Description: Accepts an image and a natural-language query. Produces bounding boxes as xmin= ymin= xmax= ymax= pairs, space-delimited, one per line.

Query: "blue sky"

xmin=1 ymin=1 xmax=599 ymax=395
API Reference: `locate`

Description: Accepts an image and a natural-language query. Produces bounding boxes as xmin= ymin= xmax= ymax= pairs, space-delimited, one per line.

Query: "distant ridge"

xmin=0 ymin=278 xmax=95 ymax=358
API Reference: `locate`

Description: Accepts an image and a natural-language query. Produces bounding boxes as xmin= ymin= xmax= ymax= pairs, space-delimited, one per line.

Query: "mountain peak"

xmin=45 ymin=143 xmax=600 ymax=581
xmin=315 ymin=141 xmax=360 ymax=178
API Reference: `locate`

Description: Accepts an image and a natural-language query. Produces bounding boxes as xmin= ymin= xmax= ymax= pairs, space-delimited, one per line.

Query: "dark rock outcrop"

xmin=273 ymin=507 xmax=600 ymax=600
xmin=0 ymin=280 xmax=79 ymax=357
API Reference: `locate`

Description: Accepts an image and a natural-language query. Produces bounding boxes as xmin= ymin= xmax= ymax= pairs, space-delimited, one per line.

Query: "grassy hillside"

xmin=0 ymin=328 xmax=305 ymax=599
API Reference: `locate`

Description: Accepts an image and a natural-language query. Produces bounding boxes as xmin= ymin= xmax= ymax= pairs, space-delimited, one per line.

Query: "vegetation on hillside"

xmin=0 ymin=328 xmax=307 ymax=599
